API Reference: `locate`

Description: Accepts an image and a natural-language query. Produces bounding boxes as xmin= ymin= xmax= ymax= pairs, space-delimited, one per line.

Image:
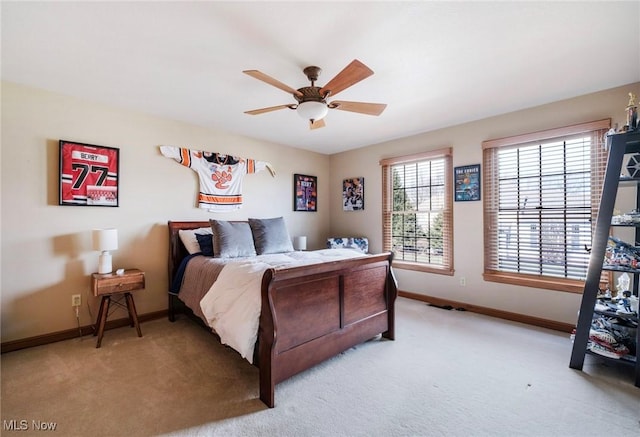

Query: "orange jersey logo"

xmin=212 ymin=166 xmax=233 ymax=189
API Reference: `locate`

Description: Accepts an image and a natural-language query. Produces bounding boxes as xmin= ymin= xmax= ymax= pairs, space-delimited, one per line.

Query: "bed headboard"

xmin=167 ymin=220 xmax=210 ymax=285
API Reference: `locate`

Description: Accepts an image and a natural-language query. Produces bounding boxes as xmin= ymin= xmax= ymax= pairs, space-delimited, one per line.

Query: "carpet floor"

xmin=1 ymin=297 xmax=638 ymax=436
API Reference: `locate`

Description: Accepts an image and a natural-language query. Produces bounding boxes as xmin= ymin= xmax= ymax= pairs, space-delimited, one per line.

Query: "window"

xmin=381 ymin=148 xmax=453 ymax=275
xmin=482 ymin=120 xmax=610 ymax=292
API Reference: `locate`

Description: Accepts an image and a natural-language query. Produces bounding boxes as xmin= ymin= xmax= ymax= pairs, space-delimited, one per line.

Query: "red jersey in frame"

xmin=59 ymin=140 xmax=119 ymax=206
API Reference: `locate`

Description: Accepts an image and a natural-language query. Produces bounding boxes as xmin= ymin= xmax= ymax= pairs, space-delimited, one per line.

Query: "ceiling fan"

xmin=243 ymin=59 xmax=386 ymax=130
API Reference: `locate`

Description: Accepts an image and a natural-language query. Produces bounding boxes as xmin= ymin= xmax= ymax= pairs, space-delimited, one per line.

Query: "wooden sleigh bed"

xmin=167 ymin=220 xmax=398 ymax=408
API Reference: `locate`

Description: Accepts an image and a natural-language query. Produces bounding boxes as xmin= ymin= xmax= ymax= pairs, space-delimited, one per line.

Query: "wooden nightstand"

xmin=91 ymin=268 xmax=145 ymax=348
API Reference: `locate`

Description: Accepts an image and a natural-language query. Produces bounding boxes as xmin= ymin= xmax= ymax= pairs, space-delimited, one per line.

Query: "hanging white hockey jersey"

xmin=160 ymin=146 xmax=275 ymax=212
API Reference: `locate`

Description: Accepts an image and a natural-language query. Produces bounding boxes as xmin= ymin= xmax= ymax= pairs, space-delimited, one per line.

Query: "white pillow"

xmin=178 ymin=227 xmax=213 ymax=254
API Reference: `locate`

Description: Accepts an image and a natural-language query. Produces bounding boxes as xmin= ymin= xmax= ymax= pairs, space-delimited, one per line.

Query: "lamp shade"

xmin=92 ymin=228 xmax=118 ymax=252
xmin=293 ymin=236 xmax=307 ymax=251
xmin=297 ymin=101 xmax=328 ymax=122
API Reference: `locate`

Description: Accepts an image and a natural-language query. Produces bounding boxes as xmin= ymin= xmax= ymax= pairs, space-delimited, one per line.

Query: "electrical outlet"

xmin=71 ymin=294 xmax=81 ymax=307
xmin=459 ymin=277 xmax=466 ymax=287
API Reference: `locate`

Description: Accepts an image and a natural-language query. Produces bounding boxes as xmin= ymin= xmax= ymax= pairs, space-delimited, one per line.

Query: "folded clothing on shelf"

xmin=588 ymin=341 xmax=628 ymax=359
xmin=611 ymin=209 xmax=640 ymax=225
xmin=593 ymin=291 xmax=639 ymax=317
xmin=588 ymin=315 xmax=637 ymax=359
xmin=604 ymin=236 xmax=640 ymax=269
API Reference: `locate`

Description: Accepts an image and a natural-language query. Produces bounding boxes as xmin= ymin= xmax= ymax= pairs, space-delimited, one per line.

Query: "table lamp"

xmin=93 ymin=228 xmax=118 ymax=274
xmin=293 ymin=236 xmax=307 ymax=251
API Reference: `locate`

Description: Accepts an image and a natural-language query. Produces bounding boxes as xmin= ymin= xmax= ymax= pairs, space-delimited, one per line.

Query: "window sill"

xmin=393 ymin=261 xmax=454 ymax=276
xmin=483 ymin=271 xmax=584 ymax=293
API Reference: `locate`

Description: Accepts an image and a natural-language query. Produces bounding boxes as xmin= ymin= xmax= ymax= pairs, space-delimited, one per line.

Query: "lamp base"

xmin=98 ymin=252 xmax=112 ymax=274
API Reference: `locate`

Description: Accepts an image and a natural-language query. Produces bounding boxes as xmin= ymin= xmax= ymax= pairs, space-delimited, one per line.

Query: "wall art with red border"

xmin=59 ymin=140 xmax=120 ymax=207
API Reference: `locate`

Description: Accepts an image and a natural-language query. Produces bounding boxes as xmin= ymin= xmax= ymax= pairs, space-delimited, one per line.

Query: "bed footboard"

xmin=258 ymin=252 xmax=397 ymax=408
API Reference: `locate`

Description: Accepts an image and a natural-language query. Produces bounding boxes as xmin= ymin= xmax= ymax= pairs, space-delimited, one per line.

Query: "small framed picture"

xmin=59 ymin=140 xmax=120 ymax=207
xmin=454 ymin=164 xmax=481 ymax=202
xmin=343 ymin=177 xmax=364 ymax=211
xmin=294 ymin=174 xmax=317 ymax=211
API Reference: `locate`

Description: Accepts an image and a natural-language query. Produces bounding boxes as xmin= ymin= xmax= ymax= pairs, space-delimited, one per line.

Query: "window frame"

xmin=380 ymin=147 xmax=454 ymax=275
xmin=482 ymin=119 xmax=610 ymax=293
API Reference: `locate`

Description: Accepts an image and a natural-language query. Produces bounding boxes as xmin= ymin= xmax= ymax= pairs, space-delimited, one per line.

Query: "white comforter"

xmin=199 ymin=249 xmax=366 ymax=363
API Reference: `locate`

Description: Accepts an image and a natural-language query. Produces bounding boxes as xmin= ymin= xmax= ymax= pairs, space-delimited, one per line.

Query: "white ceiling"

xmin=2 ymin=1 xmax=639 ymax=155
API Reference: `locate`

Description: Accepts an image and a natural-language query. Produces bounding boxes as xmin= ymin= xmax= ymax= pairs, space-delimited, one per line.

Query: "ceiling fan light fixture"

xmin=297 ymin=101 xmax=328 ymax=122
xmin=244 ymin=60 xmax=384 ymax=129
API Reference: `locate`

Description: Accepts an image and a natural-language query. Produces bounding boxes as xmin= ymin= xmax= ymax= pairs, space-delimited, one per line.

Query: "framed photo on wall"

xmin=293 ymin=174 xmax=317 ymax=212
xmin=343 ymin=177 xmax=364 ymax=211
xmin=454 ymin=164 xmax=481 ymax=202
xmin=59 ymin=140 xmax=120 ymax=207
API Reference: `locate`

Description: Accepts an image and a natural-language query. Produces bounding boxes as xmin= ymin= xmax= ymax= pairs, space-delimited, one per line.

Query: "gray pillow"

xmin=249 ymin=217 xmax=294 ymax=254
xmin=209 ymin=220 xmax=256 ymax=258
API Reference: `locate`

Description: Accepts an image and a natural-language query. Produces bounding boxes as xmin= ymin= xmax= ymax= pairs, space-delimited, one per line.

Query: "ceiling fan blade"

xmin=243 ymin=70 xmax=303 ymax=97
xmin=330 ymin=101 xmax=387 ymax=116
xmin=319 ymin=59 xmax=374 ymax=97
xmin=244 ymin=104 xmax=293 ymax=115
xmin=310 ymin=119 xmax=326 ymax=130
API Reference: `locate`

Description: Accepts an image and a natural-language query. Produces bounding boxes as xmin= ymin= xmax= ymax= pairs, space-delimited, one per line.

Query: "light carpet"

xmin=1 ymin=297 xmax=638 ymax=436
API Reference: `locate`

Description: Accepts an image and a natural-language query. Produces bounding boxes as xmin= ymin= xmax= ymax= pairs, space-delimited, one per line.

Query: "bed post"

xmin=259 ymin=269 xmax=277 ymax=408
xmin=168 ymin=294 xmax=176 ymax=322
xmin=168 ymin=221 xmax=177 ymax=322
xmin=383 ymin=254 xmax=398 ymax=340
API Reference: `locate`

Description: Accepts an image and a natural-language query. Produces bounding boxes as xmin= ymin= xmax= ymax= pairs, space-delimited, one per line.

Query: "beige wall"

xmin=329 ymin=82 xmax=640 ymax=325
xmin=4 ymin=81 xmax=640 ymax=343
xmin=1 ymin=81 xmax=330 ymax=342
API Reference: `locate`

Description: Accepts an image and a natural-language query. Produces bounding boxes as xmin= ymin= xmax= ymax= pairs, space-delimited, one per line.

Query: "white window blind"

xmin=381 ymin=148 xmax=453 ymax=274
xmin=483 ymin=120 xmax=610 ymax=292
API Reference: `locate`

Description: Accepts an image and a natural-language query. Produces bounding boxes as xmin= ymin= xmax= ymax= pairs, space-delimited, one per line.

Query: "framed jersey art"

xmin=59 ymin=140 xmax=120 ymax=207
xmin=293 ymin=174 xmax=317 ymax=212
